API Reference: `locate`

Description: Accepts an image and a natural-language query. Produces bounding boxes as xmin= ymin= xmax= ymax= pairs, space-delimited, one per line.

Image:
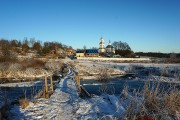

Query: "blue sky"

xmin=0 ymin=0 xmax=180 ymax=53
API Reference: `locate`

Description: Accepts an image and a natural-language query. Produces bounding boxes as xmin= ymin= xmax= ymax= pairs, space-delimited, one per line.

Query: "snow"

xmin=108 ymin=95 xmax=125 ymax=113
xmin=8 ymin=64 xmax=128 ymax=119
xmin=76 ymin=60 xmax=180 ymax=83
xmin=6 ymin=60 xmax=180 ymax=119
xmin=77 ymin=57 xmax=151 ymax=61
xmin=0 ymin=81 xmax=42 ymax=87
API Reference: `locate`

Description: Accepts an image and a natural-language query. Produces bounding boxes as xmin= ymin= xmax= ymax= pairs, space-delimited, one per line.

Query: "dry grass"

xmin=20 ymin=59 xmax=45 ymax=70
xmin=123 ymin=82 xmax=180 ymax=120
xmin=143 ymin=83 xmax=160 ymax=113
xmin=97 ymin=68 xmax=110 ymax=83
xmin=0 ymin=58 xmax=48 ymax=79
xmin=45 ymin=60 xmax=64 ymax=73
xmin=19 ymin=98 xmax=29 ymax=109
xmin=164 ymin=89 xmax=180 ymax=116
xmin=69 ymin=61 xmax=77 ymax=69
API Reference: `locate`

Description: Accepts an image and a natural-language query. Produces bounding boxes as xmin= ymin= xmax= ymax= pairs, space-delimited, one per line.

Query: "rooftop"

xmin=85 ymin=49 xmax=99 ymax=54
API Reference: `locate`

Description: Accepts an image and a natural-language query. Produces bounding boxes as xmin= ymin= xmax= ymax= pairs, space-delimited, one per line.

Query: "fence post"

xmin=76 ymin=73 xmax=81 ymax=93
xmin=50 ymin=75 xmax=53 ymax=91
xmin=45 ymin=74 xmax=49 ymax=98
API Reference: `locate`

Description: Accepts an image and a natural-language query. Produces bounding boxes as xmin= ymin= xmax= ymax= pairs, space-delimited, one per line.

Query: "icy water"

xmin=81 ymin=79 xmax=180 ymax=96
xmin=0 ymin=78 xmax=60 ymax=103
xmin=0 ymin=81 xmax=44 ymax=102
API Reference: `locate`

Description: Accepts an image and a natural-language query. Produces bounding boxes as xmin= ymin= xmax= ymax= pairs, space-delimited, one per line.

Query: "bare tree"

xmin=83 ymin=45 xmax=87 ymax=50
xmin=112 ymin=41 xmax=131 ymax=51
xmin=29 ymin=38 xmax=36 ymax=48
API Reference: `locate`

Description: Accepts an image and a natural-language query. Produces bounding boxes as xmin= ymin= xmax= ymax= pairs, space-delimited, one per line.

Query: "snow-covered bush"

xmin=97 ymin=68 xmax=110 ymax=83
xmin=45 ymin=60 xmax=64 ymax=73
xmin=160 ymin=67 xmax=180 ymax=78
xmin=125 ymin=64 xmax=145 ymax=73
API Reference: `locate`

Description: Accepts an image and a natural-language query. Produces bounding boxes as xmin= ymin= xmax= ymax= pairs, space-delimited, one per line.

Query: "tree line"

xmin=0 ymin=38 xmax=70 ymax=62
xmin=111 ymin=41 xmax=180 ymax=58
xmin=112 ymin=41 xmax=134 ymax=57
xmin=135 ymin=52 xmax=180 ymax=58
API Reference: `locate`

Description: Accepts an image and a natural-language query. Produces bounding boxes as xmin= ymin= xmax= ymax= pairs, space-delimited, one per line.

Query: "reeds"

xmin=123 ymin=82 xmax=180 ymax=120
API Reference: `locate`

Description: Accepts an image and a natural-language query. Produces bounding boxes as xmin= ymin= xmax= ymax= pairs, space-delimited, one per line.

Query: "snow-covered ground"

xmin=5 ymin=60 xmax=180 ymax=119
xmin=76 ymin=60 xmax=180 ymax=83
xmin=8 ymin=66 xmax=130 ymax=120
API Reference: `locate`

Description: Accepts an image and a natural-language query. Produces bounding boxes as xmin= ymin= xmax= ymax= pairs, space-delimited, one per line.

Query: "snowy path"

xmin=42 ymin=68 xmax=79 ymax=119
xmin=10 ymin=67 xmax=79 ymax=120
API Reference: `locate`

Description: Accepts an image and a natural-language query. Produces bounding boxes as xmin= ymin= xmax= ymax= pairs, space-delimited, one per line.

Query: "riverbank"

xmin=7 ymin=65 xmax=128 ymax=119
xmin=5 ymin=60 xmax=179 ymax=120
xmin=76 ymin=60 xmax=180 ymax=83
xmin=0 ymin=58 xmax=70 ymax=84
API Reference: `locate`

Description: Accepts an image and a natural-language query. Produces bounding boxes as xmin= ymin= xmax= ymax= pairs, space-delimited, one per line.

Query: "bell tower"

xmin=99 ymin=37 xmax=105 ymax=53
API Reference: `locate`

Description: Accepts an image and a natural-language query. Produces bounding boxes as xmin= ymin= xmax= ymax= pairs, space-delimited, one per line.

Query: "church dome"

xmin=106 ymin=40 xmax=114 ymax=48
xmin=106 ymin=40 xmax=115 ymax=53
xmin=106 ymin=44 xmax=114 ymax=48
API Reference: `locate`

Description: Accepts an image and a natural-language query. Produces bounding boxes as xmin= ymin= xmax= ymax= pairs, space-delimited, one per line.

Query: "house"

xmin=65 ymin=48 xmax=76 ymax=56
xmin=76 ymin=50 xmax=85 ymax=57
xmin=85 ymin=49 xmax=99 ymax=57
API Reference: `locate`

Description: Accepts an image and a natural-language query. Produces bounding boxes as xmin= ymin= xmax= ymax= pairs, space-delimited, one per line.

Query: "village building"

xmin=76 ymin=49 xmax=99 ymax=57
xmin=76 ymin=37 xmax=116 ymax=57
xmin=105 ymin=40 xmax=115 ymax=57
xmin=65 ymin=48 xmax=76 ymax=56
xmin=85 ymin=49 xmax=99 ymax=57
xmin=76 ymin=50 xmax=85 ymax=57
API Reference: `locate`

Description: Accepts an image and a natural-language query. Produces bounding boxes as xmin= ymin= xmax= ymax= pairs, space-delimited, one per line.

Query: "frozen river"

xmin=81 ymin=79 xmax=180 ymax=95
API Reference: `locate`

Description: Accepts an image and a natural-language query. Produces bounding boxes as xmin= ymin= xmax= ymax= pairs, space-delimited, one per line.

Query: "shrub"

xmin=45 ymin=60 xmax=64 ymax=73
xmin=21 ymin=59 xmax=45 ymax=70
xmin=97 ymin=68 xmax=110 ymax=83
xmin=19 ymin=98 xmax=29 ymax=109
xmin=0 ymin=51 xmax=17 ymax=63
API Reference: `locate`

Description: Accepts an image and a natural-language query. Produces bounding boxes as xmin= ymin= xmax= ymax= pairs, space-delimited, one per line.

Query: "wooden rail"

xmin=74 ymin=72 xmax=91 ymax=97
xmin=80 ymin=86 xmax=91 ymax=97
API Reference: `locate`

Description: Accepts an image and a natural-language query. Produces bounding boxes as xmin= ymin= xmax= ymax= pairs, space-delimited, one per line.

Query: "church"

xmin=75 ymin=37 xmax=115 ymax=57
xmin=98 ymin=37 xmax=115 ymax=56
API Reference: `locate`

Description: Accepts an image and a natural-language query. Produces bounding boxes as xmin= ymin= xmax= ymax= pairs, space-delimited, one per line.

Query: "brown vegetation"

xmin=0 ymin=58 xmax=46 ymax=79
xmin=69 ymin=61 xmax=77 ymax=69
xmin=20 ymin=59 xmax=46 ymax=70
xmin=97 ymin=68 xmax=110 ymax=83
xmin=124 ymin=83 xmax=180 ymax=120
xmin=164 ymin=89 xmax=180 ymax=116
xmin=19 ymin=98 xmax=29 ymax=109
